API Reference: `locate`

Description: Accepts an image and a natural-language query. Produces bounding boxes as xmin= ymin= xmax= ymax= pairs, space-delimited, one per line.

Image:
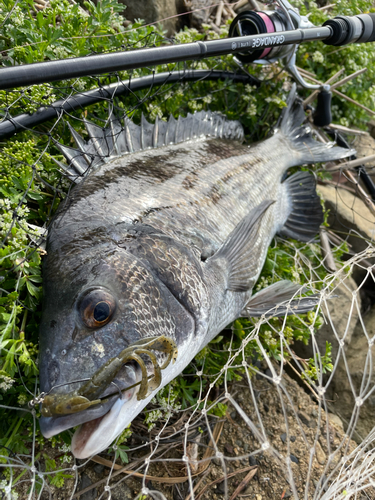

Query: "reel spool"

xmin=228 ymin=9 xmax=294 ymax=64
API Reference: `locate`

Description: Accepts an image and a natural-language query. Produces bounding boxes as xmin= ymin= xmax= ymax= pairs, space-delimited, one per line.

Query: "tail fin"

xmin=277 ymin=84 xmax=356 ymax=163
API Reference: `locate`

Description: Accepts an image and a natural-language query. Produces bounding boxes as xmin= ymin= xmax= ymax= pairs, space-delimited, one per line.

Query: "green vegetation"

xmin=0 ymin=0 xmax=374 ymax=492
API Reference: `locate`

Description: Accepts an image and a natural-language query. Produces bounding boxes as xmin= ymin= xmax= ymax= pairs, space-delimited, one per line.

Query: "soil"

xmin=13 ymin=366 xmax=373 ymax=500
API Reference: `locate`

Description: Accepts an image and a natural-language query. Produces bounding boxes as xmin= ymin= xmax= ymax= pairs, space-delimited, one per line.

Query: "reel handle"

xmin=313 ymin=90 xmax=332 ymax=128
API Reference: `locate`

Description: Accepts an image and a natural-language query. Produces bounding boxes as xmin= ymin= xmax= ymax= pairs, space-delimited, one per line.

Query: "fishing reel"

xmin=229 ymin=0 xmax=317 ymax=90
xmin=229 ymin=0 xmax=375 ymax=126
xmin=229 ymin=1 xmax=333 ymax=125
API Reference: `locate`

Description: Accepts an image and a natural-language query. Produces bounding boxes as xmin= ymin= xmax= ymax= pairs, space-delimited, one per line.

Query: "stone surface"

xmin=110 ymin=481 xmax=133 ymax=500
xmin=78 ymin=473 xmax=96 ymax=500
xmin=327 ymin=413 xmax=344 ymax=432
xmin=315 ymin=441 xmax=326 ymax=466
xmin=317 ymin=183 xmax=375 ymax=305
xmin=118 ymin=0 xmax=186 ymax=35
xmin=328 ymin=304 xmax=375 ymax=443
xmin=354 ymin=134 xmax=375 ymax=182
xmin=294 ymin=276 xmax=361 ymax=364
xmin=186 ymin=0 xmax=217 ymax=30
xmin=317 ymin=185 xmax=375 ymax=253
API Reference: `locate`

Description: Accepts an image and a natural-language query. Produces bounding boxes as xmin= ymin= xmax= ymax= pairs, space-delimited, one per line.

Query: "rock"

xmin=353 ymin=134 xmax=375 ymax=182
xmin=290 ymin=454 xmax=299 ymax=464
xmin=298 ymin=411 xmax=311 ymax=427
xmin=317 ymin=185 xmax=375 ymax=254
xmin=110 ymin=481 xmax=133 ymax=500
xmin=315 ymin=441 xmax=326 ymax=465
xmin=328 ymin=304 xmax=375 ymax=442
xmin=264 ymin=368 xmax=272 ymax=380
xmin=294 ymin=276 xmax=361 ymax=364
xmin=327 ymin=413 xmax=344 ymax=432
xmin=187 ymin=0 xmax=217 ymax=30
xmin=216 ymin=480 xmax=226 ymax=494
xmin=78 ymin=473 xmax=96 ymax=500
xmin=93 ymin=463 xmax=104 ymax=474
xmin=280 ymin=433 xmax=287 ymax=444
xmin=118 ymin=0 xmax=186 ymax=35
xmin=368 ymin=120 xmax=375 ymax=140
xmin=224 ymin=443 xmax=234 ymax=454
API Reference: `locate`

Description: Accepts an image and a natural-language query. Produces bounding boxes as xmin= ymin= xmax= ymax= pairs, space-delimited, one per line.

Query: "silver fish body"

xmin=38 ymin=86 xmax=354 ymax=458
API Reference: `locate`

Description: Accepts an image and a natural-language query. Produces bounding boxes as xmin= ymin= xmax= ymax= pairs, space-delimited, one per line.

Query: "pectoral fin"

xmin=242 ymin=280 xmax=319 ymax=317
xmin=206 ymin=200 xmax=275 ymax=292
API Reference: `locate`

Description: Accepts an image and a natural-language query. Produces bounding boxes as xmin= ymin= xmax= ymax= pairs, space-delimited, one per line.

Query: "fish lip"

xmin=71 ymin=362 xmax=146 ymax=458
xmin=70 ymin=338 xmax=196 ymax=459
xmin=39 ymin=363 xmax=139 ymax=438
xmin=39 ymin=393 xmax=119 ymax=438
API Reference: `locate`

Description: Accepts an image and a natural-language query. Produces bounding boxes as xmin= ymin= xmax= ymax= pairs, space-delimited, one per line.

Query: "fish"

xmin=38 ymin=85 xmax=354 ymax=459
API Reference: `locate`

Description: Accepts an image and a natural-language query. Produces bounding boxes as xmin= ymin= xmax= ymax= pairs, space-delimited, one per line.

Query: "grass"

xmin=0 ymin=0 xmax=374 ymax=493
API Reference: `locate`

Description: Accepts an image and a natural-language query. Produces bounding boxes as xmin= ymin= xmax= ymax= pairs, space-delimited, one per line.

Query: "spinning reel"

xmin=229 ymin=0 xmax=375 ymax=125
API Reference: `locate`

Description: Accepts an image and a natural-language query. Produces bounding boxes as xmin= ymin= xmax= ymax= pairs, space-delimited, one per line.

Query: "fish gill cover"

xmin=0 ymin=0 xmax=375 ymax=499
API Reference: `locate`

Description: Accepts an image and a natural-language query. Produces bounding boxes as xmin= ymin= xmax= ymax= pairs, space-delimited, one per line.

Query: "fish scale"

xmin=39 ymin=85 xmax=356 ymax=458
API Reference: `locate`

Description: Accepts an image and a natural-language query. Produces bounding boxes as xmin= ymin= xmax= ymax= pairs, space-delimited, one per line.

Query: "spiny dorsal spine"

xmin=55 ymin=111 xmax=244 ymax=183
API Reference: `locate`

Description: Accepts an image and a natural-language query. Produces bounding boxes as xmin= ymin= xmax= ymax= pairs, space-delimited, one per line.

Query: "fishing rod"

xmin=0 ymin=70 xmax=259 ymax=139
xmin=0 ymin=3 xmax=374 ymax=92
xmin=0 ymin=0 xmax=374 ymax=196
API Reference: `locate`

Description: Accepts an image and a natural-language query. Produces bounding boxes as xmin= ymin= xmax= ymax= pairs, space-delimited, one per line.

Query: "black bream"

xmin=38 ymin=86 xmax=354 ymax=458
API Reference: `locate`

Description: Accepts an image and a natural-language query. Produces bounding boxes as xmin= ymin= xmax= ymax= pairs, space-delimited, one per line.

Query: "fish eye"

xmin=78 ymin=289 xmax=116 ymax=329
xmin=93 ymin=301 xmax=110 ymax=323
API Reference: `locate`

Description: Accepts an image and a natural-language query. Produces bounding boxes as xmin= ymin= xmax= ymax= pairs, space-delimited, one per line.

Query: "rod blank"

xmin=0 ymin=27 xmax=332 ymax=90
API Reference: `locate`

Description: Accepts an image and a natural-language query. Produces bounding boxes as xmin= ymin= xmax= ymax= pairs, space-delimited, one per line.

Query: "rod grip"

xmin=323 ymin=14 xmax=375 ymax=46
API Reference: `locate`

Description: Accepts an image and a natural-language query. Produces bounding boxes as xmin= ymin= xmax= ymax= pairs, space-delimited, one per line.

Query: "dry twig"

xmin=215 ymin=1 xmax=224 ymax=26
xmin=298 ymin=67 xmax=375 ymax=117
xmin=327 ymin=123 xmax=369 ymax=136
xmin=184 ymin=467 xmax=212 ymax=500
xmin=330 ymin=68 xmax=367 ymax=90
xmin=198 ymin=419 xmax=225 ymax=473
xmin=72 ymin=444 xmax=177 ymax=498
xmin=233 ymin=0 xmax=250 ymax=11
xmin=303 ymin=69 xmax=344 ymax=106
xmin=229 ymin=467 xmax=258 ymax=500
xmin=89 ymin=455 xmax=197 ymax=483
xmin=318 ymin=2 xmax=336 ymax=10
xmin=195 ymin=466 xmax=257 ymax=500
xmin=320 ymin=228 xmax=337 ymax=273
xmin=343 ymin=170 xmax=375 ymax=216
xmin=224 ymin=2 xmax=237 ymax=18
xmin=324 ymin=154 xmax=375 ymax=172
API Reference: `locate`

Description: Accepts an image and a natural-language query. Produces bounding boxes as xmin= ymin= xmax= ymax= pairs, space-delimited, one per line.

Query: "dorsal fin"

xmin=56 ymin=110 xmax=244 ymax=183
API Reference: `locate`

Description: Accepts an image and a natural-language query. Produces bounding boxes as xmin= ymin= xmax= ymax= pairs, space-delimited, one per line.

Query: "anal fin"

xmin=279 ymin=171 xmax=323 ymax=242
xmin=242 ymin=280 xmax=319 ymax=317
xmin=206 ymin=200 xmax=274 ymax=292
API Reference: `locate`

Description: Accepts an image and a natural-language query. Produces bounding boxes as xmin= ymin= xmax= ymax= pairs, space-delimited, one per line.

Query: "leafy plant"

xmin=0 ymin=0 xmax=373 ymax=491
xmin=296 ymin=0 xmax=375 ymax=127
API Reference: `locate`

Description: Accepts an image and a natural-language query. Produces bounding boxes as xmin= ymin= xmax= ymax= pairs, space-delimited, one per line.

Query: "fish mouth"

xmin=39 ymin=363 xmax=139 ymax=439
xmin=71 ymin=360 xmax=176 ymax=459
xmin=39 ymin=335 xmax=179 ymax=456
